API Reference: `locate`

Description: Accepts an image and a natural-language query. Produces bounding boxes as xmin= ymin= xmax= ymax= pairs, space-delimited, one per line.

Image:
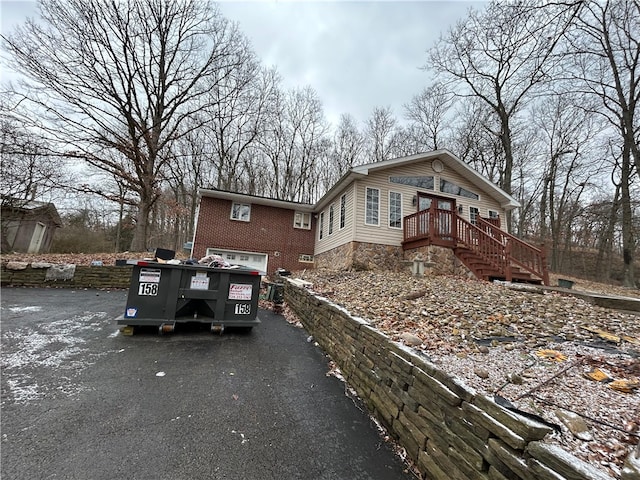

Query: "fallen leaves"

xmin=291 ymin=270 xmax=640 ymax=479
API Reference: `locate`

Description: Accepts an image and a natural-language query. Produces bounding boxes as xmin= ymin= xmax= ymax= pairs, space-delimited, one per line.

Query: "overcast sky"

xmin=1 ymin=0 xmax=485 ymax=128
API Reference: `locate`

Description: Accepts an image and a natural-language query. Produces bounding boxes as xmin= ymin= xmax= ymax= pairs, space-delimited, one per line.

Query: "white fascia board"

xmin=314 ymin=172 xmax=367 ymax=212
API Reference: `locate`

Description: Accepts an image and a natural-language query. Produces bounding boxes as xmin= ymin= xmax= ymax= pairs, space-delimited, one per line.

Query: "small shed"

xmin=1 ymin=200 xmax=62 ymax=253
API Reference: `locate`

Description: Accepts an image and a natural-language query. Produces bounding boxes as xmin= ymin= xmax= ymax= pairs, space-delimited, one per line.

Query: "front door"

xmin=416 ymin=193 xmax=456 ymax=242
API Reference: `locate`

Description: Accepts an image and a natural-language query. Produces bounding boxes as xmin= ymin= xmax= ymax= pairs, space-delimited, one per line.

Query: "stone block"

xmin=447 ymin=446 xmax=489 ymax=480
xmin=526 ymin=442 xmax=615 ymax=480
xmin=370 ymin=388 xmax=399 ymax=428
xmin=463 ymin=402 xmax=526 ymax=451
xmin=473 ymin=395 xmax=554 ymax=442
xmin=6 ymin=261 xmax=29 ymax=270
xmin=487 ymin=438 xmax=534 ymax=480
xmin=410 ymin=371 xmax=462 ymax=407
xmin=418 ymin=448 xmax=450 ymax=480
xmin=392 ymin=415 xmax=422 ymax=462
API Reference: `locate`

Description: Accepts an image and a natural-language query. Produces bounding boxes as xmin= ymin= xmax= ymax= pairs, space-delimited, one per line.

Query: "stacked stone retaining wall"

xmin=1 ymin=264 xmax=132 ymax=289
xmin=285 ymin=281 xmax=635 ymax=480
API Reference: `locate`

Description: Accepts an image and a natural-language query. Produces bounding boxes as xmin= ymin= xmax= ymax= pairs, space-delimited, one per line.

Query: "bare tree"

xmin=0 ymin=110 xmax=71 ymax=252
xmin=2 ymin=0 xmax=251 ymax=251
xmin=0 ymin=116 xmax=63 ymax=207
xmin=563 ymin=0 xmax=640 ymax=286
xmin=331 ymin=114 xmax=365 ymax=174
xmin=204 ymin=61 xmax=280 ymax=192
xmin=259 ymin=86 xmax=329 ymax=202
xmin=364 ymin=106 xmax=399 ymax=162
xmin=428 ymin=0 xmax=580 ymax=228
xmin=404 ymin=82 xmax=454 ymax=151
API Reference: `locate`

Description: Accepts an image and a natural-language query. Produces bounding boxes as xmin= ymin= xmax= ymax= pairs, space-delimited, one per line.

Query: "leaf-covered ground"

xmin=285 ymin=270 xmax=639 ymax=479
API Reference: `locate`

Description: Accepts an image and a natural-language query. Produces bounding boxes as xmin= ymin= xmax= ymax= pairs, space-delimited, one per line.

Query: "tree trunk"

xmin=620 ymin=146 xmax=637 ymax=287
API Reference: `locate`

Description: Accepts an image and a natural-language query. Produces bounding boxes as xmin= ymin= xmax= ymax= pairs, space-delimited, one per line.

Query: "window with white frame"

xmin=488 ymin=210 xmax=499 ymax=219
xmin=470 ymin=207 xmax=479 ymax=225
xmin=339 ymin=194 xmax=346 ymax=229
xmin=365 ymin=187 xmax=379 ymax=225
xmin=294 ymin=211 xmax=311 ymax=229
xmin=328 ymin=204 xmax=334 ymax=235
xmin=230 ymin=202 xmax=251 ymax=222
xmin=298 ymin=254 xmax=314 ymax=263
xmin=319 ymin=211 xmax=325 ymax=240
xmin=389 ymin=192 xmax=402 ymax=228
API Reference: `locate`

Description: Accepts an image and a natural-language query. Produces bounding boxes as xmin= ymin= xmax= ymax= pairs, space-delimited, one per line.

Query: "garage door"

xmin=206 ymin=248 xmax=268 ymax=275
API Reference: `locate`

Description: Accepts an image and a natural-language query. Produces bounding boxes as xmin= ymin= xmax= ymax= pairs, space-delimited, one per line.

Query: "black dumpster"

xmin=116 ymin=260 xmax=261 ymax=333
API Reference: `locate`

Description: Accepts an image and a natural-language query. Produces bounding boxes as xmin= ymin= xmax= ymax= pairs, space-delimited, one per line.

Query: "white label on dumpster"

xmin=138 ymin=283 xmax=159 ymax=296
xmin=139 ymin=268 xmax=161 ymax=283
xmin=235 ymin=304 xmax=251 ymax=315
xmin=229 ymin=283 xmax=252 ymax=300
xmin=190 ymin=272 xmax=210 ymax=290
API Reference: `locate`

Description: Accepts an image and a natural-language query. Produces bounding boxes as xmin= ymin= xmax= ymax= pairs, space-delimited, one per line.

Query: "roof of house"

xmin=198 ymin=151 xmax=520 ymax=214
xmin=199 ymin=189 xmax=314 ymax=212
xmin=314 ymin=149 xmax=520 ymax=212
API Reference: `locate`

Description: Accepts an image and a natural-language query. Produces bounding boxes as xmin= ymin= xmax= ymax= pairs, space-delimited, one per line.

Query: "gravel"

xmin=286 ymin=270 xmax=640 ymax=479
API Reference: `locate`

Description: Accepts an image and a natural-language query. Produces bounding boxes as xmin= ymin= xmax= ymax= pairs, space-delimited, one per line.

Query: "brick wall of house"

xmin=193 ymin=197 xmax=316 ymax=274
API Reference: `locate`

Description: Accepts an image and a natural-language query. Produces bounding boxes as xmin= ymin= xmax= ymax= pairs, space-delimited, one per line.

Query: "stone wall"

xmin=1 ymin=263 xmax=132 ymax=289
xmin=284 ymin=281 xmax=630 ymax=480
xmin=315 ymin=241 xmax=476 ymax=278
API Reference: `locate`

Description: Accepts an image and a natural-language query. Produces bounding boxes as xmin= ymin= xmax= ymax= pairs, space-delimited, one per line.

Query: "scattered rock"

xmin=31 ymin=262 xmax=52 ymax=269
xmin=399 ymin=332 xmax=423 ymax=346
xmin=474 ymin=368 xmax=490 ymax=379
xmin=555 ymin=409 xmax=594 ymax=441
xmin=5 ymin=261 xmax=28 ymax=270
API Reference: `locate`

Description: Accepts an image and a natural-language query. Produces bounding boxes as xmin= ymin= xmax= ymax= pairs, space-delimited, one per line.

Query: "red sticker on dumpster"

xmin=229 ymin=283 xmax=252 ymax=300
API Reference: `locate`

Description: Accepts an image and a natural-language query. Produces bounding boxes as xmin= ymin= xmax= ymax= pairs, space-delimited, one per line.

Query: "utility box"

xmin=116 ymin=261 xmax=261 ymax=333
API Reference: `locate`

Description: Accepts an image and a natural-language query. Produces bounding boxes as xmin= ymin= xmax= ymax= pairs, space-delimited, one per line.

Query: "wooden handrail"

xmin=456 ymin=215 xmax=507 ymax=272
xmin=403 ymin=211 xmax=549 ymax=285
xmin=477 ymin=217 xmax=549 ymax=285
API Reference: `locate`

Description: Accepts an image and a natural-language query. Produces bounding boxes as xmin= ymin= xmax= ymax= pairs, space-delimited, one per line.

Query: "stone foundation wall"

xmin=316 ymin=242 xmax=476 ymax=279
xmin=404 ymin=245 xmax=475 ymax=279
xmin=285 ymin=281 xmax=627 ymax=480
xmin=314 ymin=243 xmax=355 ymax=270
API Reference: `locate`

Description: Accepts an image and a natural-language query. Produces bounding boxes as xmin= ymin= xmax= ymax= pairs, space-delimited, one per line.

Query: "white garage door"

xmin=206 ymin=248 xmax=268 ymax=275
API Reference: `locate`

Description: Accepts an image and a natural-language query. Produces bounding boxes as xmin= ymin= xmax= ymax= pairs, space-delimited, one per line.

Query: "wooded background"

xmin=1 ymin=0 xmax=638 ymax=286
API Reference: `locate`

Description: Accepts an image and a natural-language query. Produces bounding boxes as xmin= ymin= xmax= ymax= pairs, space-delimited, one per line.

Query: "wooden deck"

xmin=402 ymin=209 xmax=549 ymax=285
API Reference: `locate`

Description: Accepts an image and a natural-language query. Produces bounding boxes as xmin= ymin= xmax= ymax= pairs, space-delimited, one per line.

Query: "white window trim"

xmin=293 ymin=211 xmax=311 ymax=230
xmin=365 ymin=187 xmax=380 ymax=226
xmin=298 ymin=254 xmax=314 ymax=263
xmin=469 ymin=206 xmax=479 ymax=225
xmin=319 ymin=211 xmax=325 ymax=240
xmin=488 ymin=209 xmax=500 ymax=219
xmin=328 ymin=204 xmax=334 ymax=235
xmin=230 ymin=202 xmax=251 ymax=222
xmin=388 ymin=191 xmax=402 ymax=229
xmin=339 ymin=194 xmax=346 ymax=230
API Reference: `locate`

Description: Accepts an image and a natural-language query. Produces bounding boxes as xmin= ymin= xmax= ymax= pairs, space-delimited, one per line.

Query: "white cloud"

xmin=1 ymin=0 xmax=486 ymax=127
xmin=218 ymin=1 xmax=484 ymax=127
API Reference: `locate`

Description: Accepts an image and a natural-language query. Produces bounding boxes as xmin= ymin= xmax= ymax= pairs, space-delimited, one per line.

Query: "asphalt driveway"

xmin=1 ymin=287 xmax=414 ymax=480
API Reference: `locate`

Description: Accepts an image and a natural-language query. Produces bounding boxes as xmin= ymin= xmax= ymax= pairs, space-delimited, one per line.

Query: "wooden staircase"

xmin=403 ymin=211 xmax=549 ymax=285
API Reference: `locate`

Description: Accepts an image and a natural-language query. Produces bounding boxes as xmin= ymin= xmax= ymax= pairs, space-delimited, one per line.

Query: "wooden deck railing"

xmin=403 ymin=210 xmax=549 ymax=285
xmin=476 ymin=217 xmax=549 ymax=285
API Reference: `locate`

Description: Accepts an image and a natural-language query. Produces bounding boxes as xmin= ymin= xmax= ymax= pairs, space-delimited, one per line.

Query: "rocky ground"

xmin=282 ymin=270 xmax=639 ymax=479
